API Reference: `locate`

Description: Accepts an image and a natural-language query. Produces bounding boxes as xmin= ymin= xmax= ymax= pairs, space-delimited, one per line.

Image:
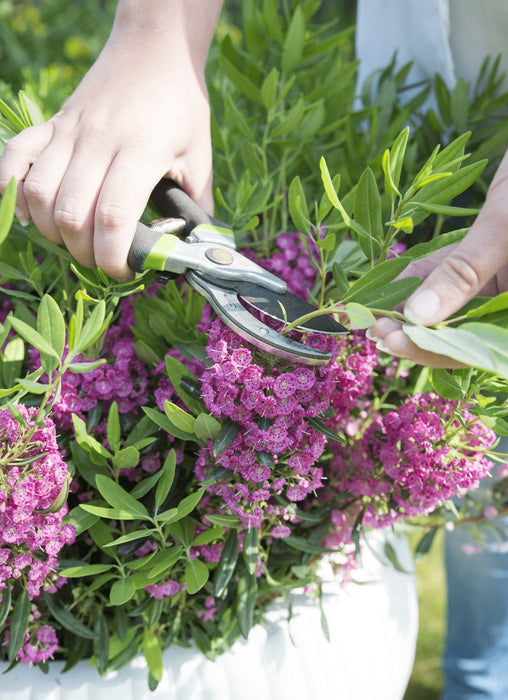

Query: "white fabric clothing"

xmin=356 ymin=0 xmax=508 ymax=94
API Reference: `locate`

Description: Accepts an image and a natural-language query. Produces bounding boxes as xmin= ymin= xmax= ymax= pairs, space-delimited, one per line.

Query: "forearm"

xmin=112 ymin=0 xmax=224 ymax=70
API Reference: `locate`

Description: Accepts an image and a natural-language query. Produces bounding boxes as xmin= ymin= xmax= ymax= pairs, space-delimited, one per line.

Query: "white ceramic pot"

xmin=1 ymin=531 xmax=418 ymax=700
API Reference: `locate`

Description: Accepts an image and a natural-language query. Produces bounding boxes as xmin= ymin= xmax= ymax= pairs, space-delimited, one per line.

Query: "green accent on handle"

xmin=144 ymin=234 xmax=179 ymax=271
xmin=193 ymin=223 xmax=235 ymax=241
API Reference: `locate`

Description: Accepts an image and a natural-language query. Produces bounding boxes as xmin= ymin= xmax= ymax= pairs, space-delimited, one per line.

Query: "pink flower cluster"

xmin=322 ymin=394 xmax=495 ymax=549
xmin=0 ymin=405 xmax=75 ymax=662
xmin=3 ymin=620 xmax=59 ymax=664
xmin=0 ymin=406 xmax=75 ymax=598
xmin=195 ymin=318 xmax=379 ymax=536
xmin=261 ymin=232 xmax=319 ymax=299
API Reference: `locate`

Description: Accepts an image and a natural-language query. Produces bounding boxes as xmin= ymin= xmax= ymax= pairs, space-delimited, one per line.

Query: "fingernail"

xmin=365 ymin=328 xmax=380 ymax=342
xmin=404 ymin=289 xmax=441 ymax=325
xmin=15 ymin=207 xmax=30 ymax=227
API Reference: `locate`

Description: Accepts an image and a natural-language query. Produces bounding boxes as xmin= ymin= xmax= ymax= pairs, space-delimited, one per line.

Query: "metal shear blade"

xmin=128 ymin=180 xmax=349 ymax=365
xmin=187 ymin=271 xmax=334 ymax=365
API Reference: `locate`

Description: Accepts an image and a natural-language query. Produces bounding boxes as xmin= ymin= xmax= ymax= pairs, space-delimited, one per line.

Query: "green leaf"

xmin=465 ymin=291 xmax=508 ymax=319
xmin=384 ymin=127 xmax=410 ymax=198
xmin=0 ymin=586 xmax=11 ymax=630
xmin=143 ymin=631 xmax=163 ymax=682
xmin=164 ymin=401 xmax=196 ymax=438
xmin=155 ymin=450 xmax=176 ymax=510
xmin=184 ymin=558 xmax=209 ymax=594
xmin=430 ymin=368 xmax=466 ymax=400
xmin=103 ymin=529 xmax=155 ymax=548
xmin=144 ymin=546 xmax=182 ymax=580
xmin=409 ymin=161 xmax=487 ymax=226
xmin=213 ymin=419 xmax=240 ymax=457
xmin=7 ymin=590 xmax=29 ymax=662
xmin=72 ymin=414 xmax=112 ymax=463
xmin=342 ymin=302 xmax=376 ymax=329
xmin=60 ymin=564 xmax=113 ymax=578
xmin=73 ymin=300 xmax=107 ymax=355
xmin=191 ymin=526 xmax=225 ymax=547
xmin=415 ymin=526 xmax=440 ymax=559
xmin=219 ymin=37 xmax=261 ymax=104
xmin=93 ymin=614 xmax=110 ymax=674
xmin=112 ymin=446 xmax=140 ymax=471
xmin=412 ymin=201 xmax=479 ymax=217
xmin=95 ymin=475 xmax=150 ymax=519
xmin=384 ymin=540 xmax=411 ymax=573
xmin=261 ymin=68 xmax=279 ymax=110
xmin=64 ymin=505 xmax=99 ymax=537
xmin=359 ymin=277 xmax=422 ymax=310
xmin=164 ymin=355 xmax=204 ymax=415
xmin=341 ymin=257 xmax=408 ymax=303
xmin=331 ymin=262 xmax=349 ymax=299
xmin=107 ymin=402 xmax=121 ymax=453
xmin=242 ymin=527 xmax=259 ymax=576
xmin=237 ymin=570 xmax=257 ymax=639
xmin=110 ymin=578 xmax=136 ymax=606
xmin=175 ymin=488 xmax=205 ymax=520
xmin=288 ymin=176 xmax=311 ymax=234
xmin=214 ymin=529 xmax=239 ymax=598
xmin=354 ymin=168 xmax=383 ymax=258
xmin=80 ymin=504 xmax=141 ymax=521
xmin=43 ymin=592 xmax=95 ymax=640
xmin=9 ymin=316 xmax=61 ymax=361
xmin=37 ymin=294 xmax=66 ymax=359
xmin=142 ymin=406 xmax=175 ymax=434
xmin=18 ymin=91 xmax=45 ymax=126
xmin=194 ymin=413 xmax=222 ymax=442
xmin=285 ymin=536 xmax=331 ymax=554
xmin=281 ymin=5 xmax=305 ymax=72
xmin=67 ymin=359 xmax=107 ymax=374
xmin=404 ymin=323 xmax=508 ymax=377
xmin=0 ymin=177 xmax=16 ymax=246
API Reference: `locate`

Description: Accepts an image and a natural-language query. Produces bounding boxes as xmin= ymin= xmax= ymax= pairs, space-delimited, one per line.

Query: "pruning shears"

xmin=127 ymin=179 xmax=347 ymax=364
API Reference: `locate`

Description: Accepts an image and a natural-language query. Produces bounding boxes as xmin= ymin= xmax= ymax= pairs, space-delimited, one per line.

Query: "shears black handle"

xmin=128 ymin=179 xmax=233 ymax=274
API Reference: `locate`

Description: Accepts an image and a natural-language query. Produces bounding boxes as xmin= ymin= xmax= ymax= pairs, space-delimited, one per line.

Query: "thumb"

xmin=404 ymin=154 xmax=508 ymax=326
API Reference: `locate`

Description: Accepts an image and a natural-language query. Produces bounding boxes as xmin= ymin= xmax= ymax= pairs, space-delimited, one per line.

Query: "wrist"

xmin=112 ymin=0 xmax=223 ymax=69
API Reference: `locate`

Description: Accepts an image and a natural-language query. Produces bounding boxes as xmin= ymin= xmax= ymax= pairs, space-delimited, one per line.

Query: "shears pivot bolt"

xmin=205 ymin=248 xmax=234 ymax=265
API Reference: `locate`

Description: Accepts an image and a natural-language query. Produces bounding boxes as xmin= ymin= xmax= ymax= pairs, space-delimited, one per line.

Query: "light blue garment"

xmin=442 ymin=521 xmax=508 ymax=700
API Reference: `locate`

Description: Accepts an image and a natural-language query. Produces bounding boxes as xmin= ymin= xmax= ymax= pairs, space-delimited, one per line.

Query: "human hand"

xmin=368 ymin=149 xmax=508 ymax=366
xmin=0 ymin=1 xmax=222 ymax=281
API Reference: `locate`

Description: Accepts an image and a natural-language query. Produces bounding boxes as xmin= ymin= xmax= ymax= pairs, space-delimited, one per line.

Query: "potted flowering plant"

xmin=2 ymin=1 xmax=508 ymax=696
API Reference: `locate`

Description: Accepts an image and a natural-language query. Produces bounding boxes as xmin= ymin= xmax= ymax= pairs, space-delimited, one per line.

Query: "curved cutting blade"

xmin=234 ymin=282 xmax=348 ymax=335
xmin=187 ymin=272 xmax=335 ymax=365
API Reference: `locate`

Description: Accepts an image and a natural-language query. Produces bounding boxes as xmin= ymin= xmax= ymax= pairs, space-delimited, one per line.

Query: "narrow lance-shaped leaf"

xmin=7 ymin=589 xmax=29 ymax=662
xmin=354 ymin=167 xmax=383 ymax=259
xmin=403 ymin=323 xmax=508 ymax=378
xmin=37 ymin=294 xmax=66 ymax=358
xmin=9 ymin=316 xmax=61 ymax=361
xmin=184 ymin=558 xmax=209 ymax=594
xmin=93 ymin=614 xmax=110 ymax=674
xmin=281 ymin=5 xmax=305 ymax=72
xmin=243 ymin=527 xmax=259 ymax=576
xmin=214 ymin=529 xmax=239 ymax=597
xmin=237 ymin=570 xmax=258 ymax=639
xmin=154 ymin=450 xmax=176 ymax=510
xmin=95 ymin=474 xmax=150 ymax=519
xmin=0 ymin=176 xmax=16 ymax=245
xmin=143 ymin=631 xmax=163 ymax=683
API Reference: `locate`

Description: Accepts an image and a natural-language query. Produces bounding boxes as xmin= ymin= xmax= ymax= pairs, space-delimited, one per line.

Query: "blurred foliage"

xmin=0 ymin=0 xmax=115 ymax=114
